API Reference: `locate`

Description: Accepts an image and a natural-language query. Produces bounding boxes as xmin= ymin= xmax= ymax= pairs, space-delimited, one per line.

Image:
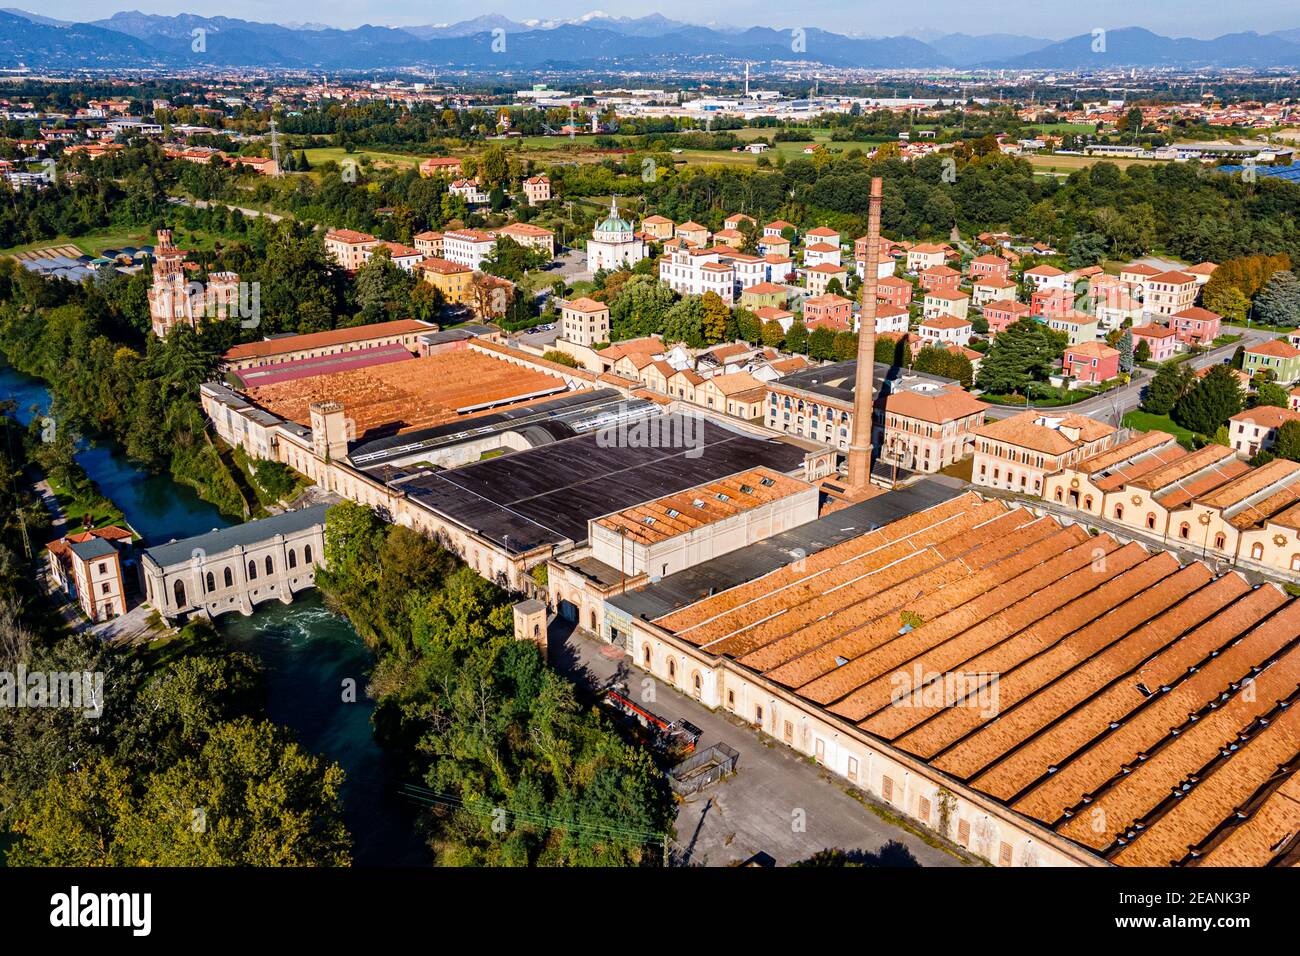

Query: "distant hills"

xmin=3 ymin=10 xmax=1300 ymax=71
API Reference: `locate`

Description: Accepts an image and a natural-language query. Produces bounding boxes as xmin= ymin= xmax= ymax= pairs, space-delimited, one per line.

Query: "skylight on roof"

xmin=666 ymin=508 xmax=680 ymax=519
xmin=642 ymin=516 xmax=656 ymax=525
xmin=716 ymin=492 xmax=730 ymax=501
xmin=759 ymin=476 xmax=775 ymax=487
xmin=739 ymin=484 xmax=755 ymax=495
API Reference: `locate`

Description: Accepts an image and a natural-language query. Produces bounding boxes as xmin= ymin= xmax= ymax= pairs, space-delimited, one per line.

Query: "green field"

xmin=1122 ymin=410 xmax=1196 ymax=445
xmin=0 ymin=227 xmax=155 ymax=258
xmin=301 ymin=146 xmax=426 ymax=171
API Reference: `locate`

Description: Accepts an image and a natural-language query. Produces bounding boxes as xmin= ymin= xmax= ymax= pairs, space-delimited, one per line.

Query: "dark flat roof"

xmin=396 ymin=416 xmax=808 ymax=555
xmin=143 ymin=504 xmax=331 ymax=569
xmin=773 ymin=360 xmax=954 ymax=405
xmin=70 ymin=537 xmax=119 ymax=561
xmin=349 ymin=389 xmax=637 ymax=467
xmin=608 ymin=476 xmax=965 ymax=622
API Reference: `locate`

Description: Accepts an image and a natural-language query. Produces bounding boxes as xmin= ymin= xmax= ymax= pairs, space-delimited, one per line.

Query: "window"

xmin=727 ymin=690 xmax=735 ymax=709
xmin=847 ymin=756 xmax=858 ymax=782
xmin=248 ymin=560 xmax=257 ymax=581
xmin=1252 ymin=543 xmax=1265 ymax=560
xmin=1146 ymin=513 xmax=1157 ymax=530
xmin=784 ymin=720 xmax=794 ymax=743
xmin=882 ymin=776 xmax=894 ymax=803
xmin=100 ymin=582 xmax=110 ymax=595
xmin=667 ymin=658 xmax=676 ymax=682
xmin=957 ymin=819 xmax=971 ymax=847
xmin=1215 ymin=533 xmax=1226 ymax=550
xmin=999 ymin=842 xmax=1014 ymax=867
xmin=224 ymin=567 xmax=234 ymax=588
xmin=206 ymin=571 xmax=215 ymax=593
xmin=98 ymin=562 xmax=108 ymax=574
xmin=643 ymin=645 xmax=651 ymax=666
xmin=303 ymin=544 xmax=313 ymax=564
xmin=754 ymin=704 xmax=763 ymax=724
xmin=288 ymin=549 xmax=297 ymax=569
xmin=814 ymin=738 xmax=825 ymax=763
xmin=1179 ymin=523 xmax=1191 ymax=540
xmin=917 ymin=796 xmax=931 ymax=824
xmin=173 ymin=579 xmax=186 ymax=607
xmin=265 ymin=555 xmax=274 ymax=575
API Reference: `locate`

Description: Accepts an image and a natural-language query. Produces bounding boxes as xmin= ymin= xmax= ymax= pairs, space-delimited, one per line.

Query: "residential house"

xmin=415 ymin=257 xmax=473 ymax=305
xmin=739 ymin=282 xmax=789 ymax=311
xmin=1131 ymin=323 xmax=1180 ymax=363
xmin=803 ymin=294 xmax=854 ymax=331
xmin=1243 ymin=339 xmax=1300 ymax=385
xmin=1046 ymin=311 xmax=1099 ymax=347
xmin=906 ymin=242 xmax=947 ymax=272
xmin=1170 ymin=306 xmax=1221 ymax=346
xmin=1063 ymin=341 xmax=1120 ymax=385
xmin=324 ymin=229 xmax=378 ymax=271
xmin=522 ymin=175 xmax=551 ymax=205
xmin=922 ymin=289 xmax=970 ymax=322
xmin=1230 ymin=406 xmax=1300 ymax=457
xmin=676 ymin=221 xmax=710 ymax=247
xmin=876 ymin=275 xmax=914 ymax=309
xmin=984 ymin=300 xmax=1033 ymax=335
xmin=45 ymin=527 xmax=132 ymax=623
xmin=1023 ymin=264 xmax=1070 ymax=292
xmin=803 ymin=262 xmax=850 ymax=298
xmin=641 ymin=215 xmax=675 ymax=241
xmin=493 ymin=222 xmax=555 ymax=258
xmin=971 ymin=276 xmax=1017 ymax=308
xmin=917 ymin=314 xmax=973 ymax=348
xmin=560 ymin=297 xmax=610 ymax=348
xmin=968 ymin=254 xmax=1011 ymax=282
xmin=919 ymin=265 xmax=961 ymax=293
xmin=413 ymin=230 xmax=444 ymax=257
xmin=1143 ymin=270 xmax=1199 ymax=317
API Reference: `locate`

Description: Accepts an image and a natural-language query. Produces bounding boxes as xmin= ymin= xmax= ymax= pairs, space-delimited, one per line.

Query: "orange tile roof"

xmin=224 ymin=320 xmax=431 ymax=361
xmin=637 ymin=493 xmax=1300 ymax=867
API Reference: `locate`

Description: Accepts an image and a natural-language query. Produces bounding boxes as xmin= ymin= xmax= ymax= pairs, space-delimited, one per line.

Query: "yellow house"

xmin=416 ymin=257 xmax=473 ymax=305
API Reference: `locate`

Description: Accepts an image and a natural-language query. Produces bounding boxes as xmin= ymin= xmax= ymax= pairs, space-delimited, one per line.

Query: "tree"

xmin=1143 ymin=361 xmax=1195 ymax=415
xmin=761 ymin=320 xmax=785 ymax=348
xmin=1117 ymin=328 xmax=1135 ymax=374
xmin=700 ymin=291 xmax=731 ymax=345
xmin=785 ymin=320 xmax=808 ymax=354
xmin=542 ymin=350 xmax=578 ymax=367
xmin=1173 ymin=364 xmax=1244 ymax=436
xmin=914 ymin=345 xmax=974 ymax=388
xmin=662 ymin=295 xmax=706 ymax=348
xmin=974 ymin=319 xmax=1065 ymax=395
xmin=1253 ymin=381 xmax=1290 ymax=409
xmin=1254 ymin=271 xmax=1300 ymax=327
xmin=1066 ymin=232 xmax=1106 ymax=269
xmin=1273 ymin=419 xmax=1300 ymax=462
xmin=608 ymin=274 xmax=675 ymax=340
xmin=808 ymin=325 xmax=835 ymax=360
xmin=1134 ymin=338 xmax=1152 ymax=364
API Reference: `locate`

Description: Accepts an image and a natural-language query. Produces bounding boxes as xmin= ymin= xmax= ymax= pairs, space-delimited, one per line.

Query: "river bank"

xmin=1 ymin=362 xmax=427 ymax=866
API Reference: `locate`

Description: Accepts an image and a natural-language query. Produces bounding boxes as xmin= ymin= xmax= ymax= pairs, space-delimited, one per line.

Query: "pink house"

xmin=968 ymin=254 xmax=1010 ymax=282
xmin=1031 ymin=286 xmax=1074 ymax=318
xmin=802 ymin=293 xmax=854 ymax=331
xmin=1131 ymin=323 xmax=1179 ymax=362
xmin=1063 ymin=341 xmax=1121 ymax=385
xmin=984 ymin=300 xmax=1033 ymax=335
xmin=919 ymin=265 xmax=961 ymax=293
xmin=1170 ymin=306 xmax=1221 ymax=346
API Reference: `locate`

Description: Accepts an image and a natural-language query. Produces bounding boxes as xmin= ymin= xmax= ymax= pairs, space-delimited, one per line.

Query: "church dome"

xmin=594 ymin=198 xmax=632 ymax=236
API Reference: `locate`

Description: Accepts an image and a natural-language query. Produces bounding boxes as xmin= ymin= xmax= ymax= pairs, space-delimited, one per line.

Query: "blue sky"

xmin=24 ymin=1 xmax=1300 ymax=39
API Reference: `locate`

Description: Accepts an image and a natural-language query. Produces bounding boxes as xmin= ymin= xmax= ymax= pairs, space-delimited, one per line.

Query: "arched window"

xmin=206 ymin=571 xmax=215 ymax=593
xmin=1114 ymin=504 xmax=1124 ymax=520
xmin=288 ymin=549 xmax=297 ymax=569
xmin=1214 ymin=533 xmax=1226 ymax=550
xmin=1054 ymin=488 xmax=1063 ymax=502
xmin=1291 ymin=554 xmax=1300 ymax=571
xmin=1251 ymin=543 xmax=1264 ymax=560
xmin=643 ymin=645 xmax=651 ymax=666
xmin=265 ymin=555 xmax=274 ymax=575
xmin=1146 ymin=513 xmax=1157 ymax=530
xmin=224 ymin=567 xmax=233 ymax=588
xmin=589 ymin=610 xmax=597 ymax=630
xmin=248 ymin=560 xmax=257 ymax=580
xmin=173 ymin=579 xmax=186 ymax=607
xmin=1083 ymin=495 xmax=1093 ymax=510
xmin=667 ymin=658 xmax=676 ymax=682
xmin=304 ymin=544 xmax=313 ymax=565
xmin=1179 ymin=523 xmax=1191 ymax=540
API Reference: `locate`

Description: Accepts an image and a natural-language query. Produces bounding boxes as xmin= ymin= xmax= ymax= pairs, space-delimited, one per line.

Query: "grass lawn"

xmin=302 ymin=146 xmax=425 ymax=172
xmin=1123 ymin=410 xmax=1196 ymax=445
xmin=1026 ymin=153 xmax=1167 ymax=173
xmin=46 ymin=472 xmax=132 ymax=535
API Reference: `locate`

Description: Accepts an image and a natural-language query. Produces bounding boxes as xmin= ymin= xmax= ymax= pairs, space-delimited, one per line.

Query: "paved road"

xmin=982 ymin=326 xmax=1275 ymax=425
xmin=550 ymin=622 xmax=970 ymax=868
xmin=167 ymin=195 xmax=287 ymax=223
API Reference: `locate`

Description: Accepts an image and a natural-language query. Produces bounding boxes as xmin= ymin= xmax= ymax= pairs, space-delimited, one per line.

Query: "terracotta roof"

xmin=743 ymin=282 xmax=787 ymax=296
xmin=1247 ymin=339 xmax=1300 ymax=359
xmin=921 ymin=313 xmax=971 ymax=329
xmin=639 ymin=493 xmax=1300 ymax=867
xmin=1131 ymin=323 xmax=1177 ymax=339
xmin=1171 ymin=306 xmax=1220 ymax=322
xmin=415 ymin=256 xmax=471 ymax=275
xmin=325 ymin=228 xmax=376 ymax=245
xmin=563 ymin=296 xmax=609 ymax=314
xmin=224 ymin=319 xmax=431 ymax=361
xmin=976 ymin=411 xmax=1116 ymax=455
xmin=1231 ymin=406 xmax=1300 ymax=430
xmin=885 ymin=386 xmax=988 ymax=424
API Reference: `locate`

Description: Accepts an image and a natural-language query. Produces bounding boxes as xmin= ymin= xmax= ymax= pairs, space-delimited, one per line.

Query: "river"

xmin=1 ymin=363 xmax=427 ymax=865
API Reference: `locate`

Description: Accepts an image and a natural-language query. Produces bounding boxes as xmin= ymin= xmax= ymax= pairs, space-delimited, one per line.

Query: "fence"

xmin=669 ymin=742 xmax=739 ymax=796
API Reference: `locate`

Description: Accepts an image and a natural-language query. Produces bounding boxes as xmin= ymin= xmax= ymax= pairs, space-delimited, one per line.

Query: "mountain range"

xmin=3 ymin=10 xmax=1300 ymax=71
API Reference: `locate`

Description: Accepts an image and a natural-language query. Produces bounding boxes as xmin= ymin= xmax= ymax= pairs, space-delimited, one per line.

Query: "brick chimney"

xmin=846 ymin=177 xmax=883 ymax=492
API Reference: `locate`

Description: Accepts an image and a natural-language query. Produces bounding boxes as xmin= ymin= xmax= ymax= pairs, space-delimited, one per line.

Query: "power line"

xmin=399 ymin=783 xmax=667 ymax=845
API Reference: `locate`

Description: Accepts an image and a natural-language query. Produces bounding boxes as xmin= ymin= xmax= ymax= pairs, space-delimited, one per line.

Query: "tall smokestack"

xmin=847 ymin=177 xmax=883 ymax=492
